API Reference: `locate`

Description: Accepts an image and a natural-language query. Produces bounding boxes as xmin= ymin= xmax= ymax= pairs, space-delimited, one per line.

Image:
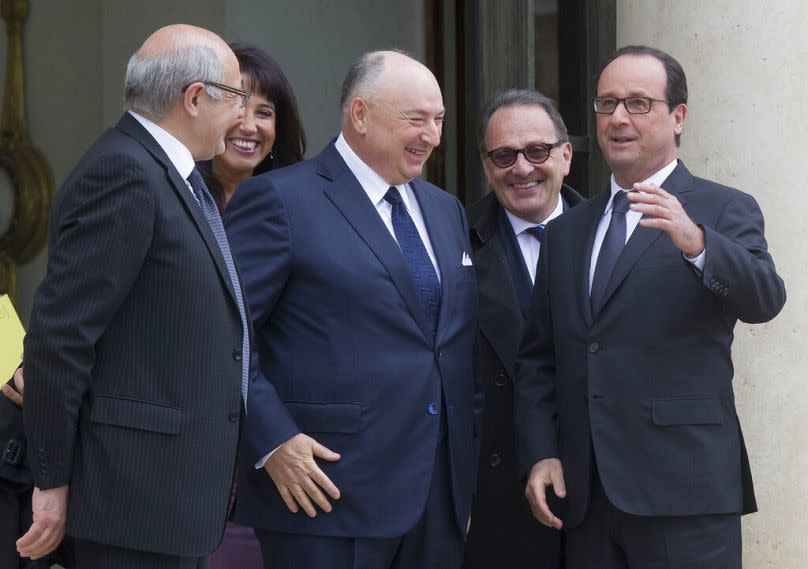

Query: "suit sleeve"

xmin=24 ymin=154 xmax=155 ymax=489
xmin=513 ymin=222 xmax=559 ymax=478
xmin=224 ymin=175 xmax=300 ymax=463
xmin=700 ymin=191 xmax=786 ymax=323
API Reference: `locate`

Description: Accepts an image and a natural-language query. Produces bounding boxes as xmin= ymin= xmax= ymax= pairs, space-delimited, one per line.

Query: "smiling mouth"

xmin=406 ymin=146 xmax=430 ymax=158
xmin=229 ymin=139 xmax=258 ymax=152
xmin=512 ymin=180 xmax=543 ymax=191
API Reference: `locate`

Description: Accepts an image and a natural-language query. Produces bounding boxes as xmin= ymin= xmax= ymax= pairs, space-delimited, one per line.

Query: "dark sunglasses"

xmin=485 ymin=141 xmax=564 ymax=168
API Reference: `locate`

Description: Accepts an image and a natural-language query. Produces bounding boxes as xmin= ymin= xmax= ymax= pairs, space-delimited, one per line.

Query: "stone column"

xmin=617 ymin=2 xmax=807 ymax=567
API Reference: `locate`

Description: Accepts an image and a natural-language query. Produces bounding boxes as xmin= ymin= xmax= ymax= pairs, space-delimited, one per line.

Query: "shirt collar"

xmin=505 ymin=192 xmax=564 ymax=236
xmin=129 ymin=111 xmax=196 ymax=180
xmin=334 ymin=132 xmax=412 ymax=207
xmin=605 ymin=158 xmax=678 ymax=214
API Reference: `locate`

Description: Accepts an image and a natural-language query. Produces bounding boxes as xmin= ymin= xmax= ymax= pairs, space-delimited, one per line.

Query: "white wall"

xmin=617 ymin=2 xmax=807 ymax=567
xmin=225 ymin=0 xmax=425 ymax=155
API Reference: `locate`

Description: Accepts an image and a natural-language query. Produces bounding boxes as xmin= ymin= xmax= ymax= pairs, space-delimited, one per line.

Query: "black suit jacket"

xmin=515 ymin=161 xmax=786 ymax=528
xmin=463 ymin=185 xmax=583 ymax=569
xmin=23 ymin=113 xmax=244 ymax=556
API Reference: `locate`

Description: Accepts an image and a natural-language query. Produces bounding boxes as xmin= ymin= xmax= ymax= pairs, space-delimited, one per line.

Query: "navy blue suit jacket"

xmin=515 ymin=161 xmax=786 ymax=528
xmin=224 ymin=141 xmax=481 ymax=538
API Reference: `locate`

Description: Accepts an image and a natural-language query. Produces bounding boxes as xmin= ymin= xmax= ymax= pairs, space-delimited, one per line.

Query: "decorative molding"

xmin=0 ymin=0 xmax=54 ymax=301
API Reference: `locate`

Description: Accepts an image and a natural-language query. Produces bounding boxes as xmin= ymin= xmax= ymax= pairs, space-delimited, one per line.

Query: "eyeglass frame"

xmin=592 ymin=96 xmax=670 ymax=115
xmin=484 ymin=140 xmax=564 ymax=169
xmin=185 ymin=81 xmax=252 ymax=108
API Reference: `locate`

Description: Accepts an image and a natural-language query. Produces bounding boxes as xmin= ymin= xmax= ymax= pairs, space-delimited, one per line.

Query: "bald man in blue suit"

xmin=225 ymin=50 xmax=480 ymax=569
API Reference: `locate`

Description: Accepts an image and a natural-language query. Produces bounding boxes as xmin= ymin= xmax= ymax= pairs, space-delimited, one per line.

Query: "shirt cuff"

xmin=255 ymin=444 xmax=282 ymax=469
xmin=683 ymin=248 xmax=706 ymax=272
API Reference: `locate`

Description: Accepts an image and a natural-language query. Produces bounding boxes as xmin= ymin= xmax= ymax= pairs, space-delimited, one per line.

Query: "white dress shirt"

xmin=504 ymin=195 xmax=564 ymax=284
xmin=588 ymin=159 xmax=705 ymax=293
xmin=129 ymin=111 xmax=196 ymax=194
xmin=334 ymin=133 xmax=441 ymax=281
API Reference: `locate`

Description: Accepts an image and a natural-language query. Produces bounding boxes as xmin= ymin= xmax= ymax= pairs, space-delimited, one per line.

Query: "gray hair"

xmin=339 ymin=49 xmax=417 ymax=119
xmin=124 ymin=45 xmax=224 ymax=120
xmin=479 ymin=89 xmax=568 ymax=153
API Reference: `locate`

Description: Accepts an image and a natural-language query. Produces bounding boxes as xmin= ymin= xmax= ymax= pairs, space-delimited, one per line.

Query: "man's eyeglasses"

xmin=485 ymin=141 xmax=563 ymax=169
xmin=186 ymin=81 xmax=252 ymax=108
xmin=593 ymin=97 xmax=669 ymax=115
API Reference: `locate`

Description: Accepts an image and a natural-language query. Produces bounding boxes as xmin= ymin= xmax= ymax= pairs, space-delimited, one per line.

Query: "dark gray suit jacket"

xmin=23 ymin=113 xmax=244 ymax=556
xmin=515 ymin=161 xmax=786 ymax=528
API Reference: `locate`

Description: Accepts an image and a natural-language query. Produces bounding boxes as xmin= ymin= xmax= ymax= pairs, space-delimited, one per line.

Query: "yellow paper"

xmin=0 ymin=294 xmax=25 ymax=381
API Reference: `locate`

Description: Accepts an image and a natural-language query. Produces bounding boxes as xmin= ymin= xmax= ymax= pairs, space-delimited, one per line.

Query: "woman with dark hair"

xmin=203 ymin=42 xmax=305 ymax=569
xmin=198 ymin=41 xmax=306 ymax=212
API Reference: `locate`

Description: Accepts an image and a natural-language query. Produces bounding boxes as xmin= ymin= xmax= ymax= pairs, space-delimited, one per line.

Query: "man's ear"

xmin=561 ymin=141 xmax=573 ymax=177
xmin=673 ymin=102 xmax=687 ymax=136
xmin=182 ymin=82 xmax=205 ymax=118
xmin=350 ymin=97 xmax=370 ymax=135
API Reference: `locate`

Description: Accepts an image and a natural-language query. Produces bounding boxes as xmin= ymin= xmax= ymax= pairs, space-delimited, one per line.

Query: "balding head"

xmin=137 ymin=24 xmax=228 ymax=59
xmin=123 ymin=24 xmax=244 ymax=160
xmin=124 ymin=24 xmax=237 ymax=121
xmin=340 ymin=50 xmax=444 ymax=185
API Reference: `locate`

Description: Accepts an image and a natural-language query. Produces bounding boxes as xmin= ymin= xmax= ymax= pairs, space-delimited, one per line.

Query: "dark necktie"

xmin=524 ymin=224 xmax=546 ymax=283
xmin=384 ymin=186 xmax=442 ymax=334
xmin=187 ymin=167 xmax=250 ymax=404
xmin=590 ymin=191 xmax=630 ymax=313
xmin=525 ymin=223 xmax=546 ymax=243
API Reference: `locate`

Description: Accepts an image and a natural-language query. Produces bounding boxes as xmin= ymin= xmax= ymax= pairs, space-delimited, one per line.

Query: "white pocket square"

xmin=461 ymin=252 xmax=473 ymax=266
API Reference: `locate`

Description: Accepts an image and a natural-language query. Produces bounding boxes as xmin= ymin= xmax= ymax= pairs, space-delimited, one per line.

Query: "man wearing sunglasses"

xmin=463 ymin=89 xmax=583 ymax=569
xmin=515 ymin=45 xmax=785 ymax=568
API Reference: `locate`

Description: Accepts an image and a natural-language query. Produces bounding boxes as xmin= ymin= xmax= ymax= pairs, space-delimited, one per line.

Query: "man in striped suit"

xmin=19 ymin=24 xmax=248 ymax=569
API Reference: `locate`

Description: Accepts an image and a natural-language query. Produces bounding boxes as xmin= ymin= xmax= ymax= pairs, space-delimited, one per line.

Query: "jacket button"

xmin=228 ymin=411 xmax=239 ymax=422
xmin=494 ymin=373 xmax=508 ymax=387
xmin=588 ymin=342 xmax=600 ymax=353
xmin=233 ymin=348 xmax=242 ymax=361
xmin=427 ymin=403 xmax=439 ymax=415
xmin=488 ymin=452 xmax=502 ymax=468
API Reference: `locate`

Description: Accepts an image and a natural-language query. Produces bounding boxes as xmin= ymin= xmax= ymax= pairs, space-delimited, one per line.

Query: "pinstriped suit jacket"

xmin=23 ymin=113 xmax=244 ymax=557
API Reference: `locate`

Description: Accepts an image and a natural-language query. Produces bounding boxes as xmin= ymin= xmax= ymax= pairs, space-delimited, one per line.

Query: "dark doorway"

xmin=425 ymin=0 xmax=615 ymax=203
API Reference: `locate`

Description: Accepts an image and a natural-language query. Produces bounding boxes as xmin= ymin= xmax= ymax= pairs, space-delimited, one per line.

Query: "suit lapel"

xmin=409 ymin=178 xmax=456 ymax=345
xmin=115 ymin=114 xmax=238 ymax=305
xmin=318 ymin=145 xmax=435 ymax=343
xmin=474 ymin=229 xmax=524 ymax=374
xmin=578 ymin=192 xmax=609 ymax=326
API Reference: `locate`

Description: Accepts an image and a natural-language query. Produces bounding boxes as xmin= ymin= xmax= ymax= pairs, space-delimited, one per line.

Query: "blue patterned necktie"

xmin=590 ymin=190 xmax=630 ymax=313
xmin=525 ymin=223 xmax=546 ymax=243
xmin=187 ymin=167 xmax=249 ymax=405
xmin=384 ymin=186 xmax=441 ymax=335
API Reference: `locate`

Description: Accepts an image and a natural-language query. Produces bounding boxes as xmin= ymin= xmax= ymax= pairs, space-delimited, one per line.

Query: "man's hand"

xmin=2 ymin=353 xmax=24 ymax=408
xmin=16 ymin=485 xmax=69 ymax=560
xmin=525 ymin=458 xmax=566 ymax=529
xmin=265 ymin=433 xmax=341 ymax=518
xmin=627 ymin=183 xmax=705 ymax=257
